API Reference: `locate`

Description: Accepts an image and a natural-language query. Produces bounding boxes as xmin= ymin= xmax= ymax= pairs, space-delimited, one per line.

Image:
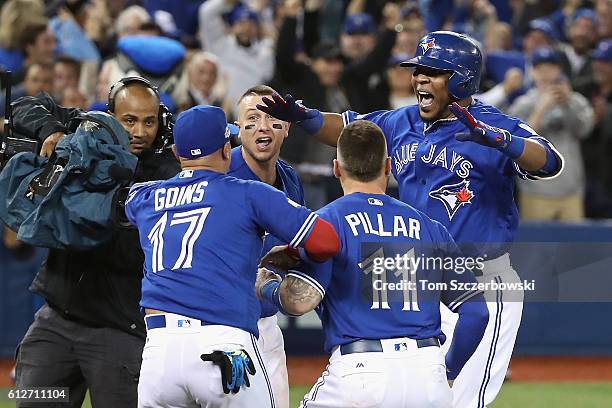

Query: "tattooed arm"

xmin=278 ymin=274 xmax=323 ymax=315
xmin=256 ymin=268 xmax=323 ymax=316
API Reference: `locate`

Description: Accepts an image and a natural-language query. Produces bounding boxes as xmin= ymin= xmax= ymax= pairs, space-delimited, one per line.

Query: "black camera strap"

xmin=1 ymin=70 xmax=12 ymax=167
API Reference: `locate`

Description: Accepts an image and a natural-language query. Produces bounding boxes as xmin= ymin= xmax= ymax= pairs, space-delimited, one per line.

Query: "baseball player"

xmin=256 ymin=120 xmax=490 ymax=408
xmin=257 ymin=31 xmax=564 ymax=408
xmin=229 ymin=84 xmax=305 ymax=408
xmin=125 ymin=105 xmax=340 ymax=407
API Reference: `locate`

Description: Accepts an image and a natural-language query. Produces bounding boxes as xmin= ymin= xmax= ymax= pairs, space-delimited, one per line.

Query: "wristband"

xmin=259 ymin=280 xmax=299 ymax=316
xmin=297 ymin=109 xmax=324 ymax=135
xmin=501 ymin=134 xmax=525 ymax=159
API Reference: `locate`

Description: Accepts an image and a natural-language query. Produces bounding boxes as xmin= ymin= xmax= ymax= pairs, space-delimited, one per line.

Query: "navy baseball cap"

xmin=593 ymin=39 xmax=612 ymax=62
xmin=174 ymin=105 xmax=230 ymax=159
xmin=527 ymin=18 xmax=559 ymax=41
xmin=572 ymin=8 xmax=597 ymax=25
xmin=343 ymin=13 xmax=376 ymax=35
xmin=531 ymin=47 xmax=561 ymax=67
xmin=228 ymin=5 xmax=259 ymax=25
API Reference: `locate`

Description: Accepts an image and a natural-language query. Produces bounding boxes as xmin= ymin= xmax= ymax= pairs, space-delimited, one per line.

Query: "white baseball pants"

xmin=441 ymin=253 xmax=524 ymax=408
xmin=257 ymin=315 xmax=289 ymax=408
xmin=138 ymin=313 xmax=275 ymax=408
xmin=299 ymin=337 xmax=453 ymax=408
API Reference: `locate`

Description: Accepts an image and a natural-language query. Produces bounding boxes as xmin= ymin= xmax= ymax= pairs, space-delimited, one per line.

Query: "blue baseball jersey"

xmin=229 ymin=146 xmax=305 ymax=318
xmin=293 ymin=193 xmax=481 ymax=353
xmin=125 ymin=169 xmax=318 ymax=337
xmin=342 ymin=100 xmax=561 ymax=257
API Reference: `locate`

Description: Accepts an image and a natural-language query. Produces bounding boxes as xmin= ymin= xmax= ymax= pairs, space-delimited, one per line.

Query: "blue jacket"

xmin=0 ymin=112 xmax=137 ymax=249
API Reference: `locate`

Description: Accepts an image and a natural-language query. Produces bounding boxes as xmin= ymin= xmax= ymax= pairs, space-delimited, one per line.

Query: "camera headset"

xmin=107 ymin=76 xmax=173 ymax=152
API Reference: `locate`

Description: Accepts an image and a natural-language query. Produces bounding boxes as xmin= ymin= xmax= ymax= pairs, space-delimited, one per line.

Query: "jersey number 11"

xmin=361 ymin=247 xmax=420 ymax=312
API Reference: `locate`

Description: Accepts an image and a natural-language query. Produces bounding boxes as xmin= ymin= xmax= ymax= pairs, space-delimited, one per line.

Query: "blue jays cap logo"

xmin=429 ymin=180 xmax=474 ymax=220
xmin=419 ymin=37 xmax=437 ymax=54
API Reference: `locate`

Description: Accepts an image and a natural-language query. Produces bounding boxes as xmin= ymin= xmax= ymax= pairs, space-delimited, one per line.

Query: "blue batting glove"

xmin=224 ymin=350 xmax=256 ymax=393
xmin=256 ymin=93 xmax=324 ymax=135
xmin=449 ymin=102 xmax=525 ymax=159
xmin=201 ymin=349 xmax=256 ymax=394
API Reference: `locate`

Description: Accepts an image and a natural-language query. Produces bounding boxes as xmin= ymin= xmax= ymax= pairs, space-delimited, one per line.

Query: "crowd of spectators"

xmin=1 ymin=0 xmax=611 ymax=220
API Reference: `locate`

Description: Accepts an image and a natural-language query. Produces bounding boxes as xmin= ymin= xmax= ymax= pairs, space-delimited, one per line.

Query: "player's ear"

xmin=384 ymin=157 xmax=391 ymax=176
xmin=222 ymin=141 xmax=231 ymax=160
xmin=333 ymin=159 xmax=341 ymax=179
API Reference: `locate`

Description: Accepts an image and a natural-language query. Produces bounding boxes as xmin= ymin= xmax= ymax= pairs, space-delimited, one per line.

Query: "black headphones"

xmin=107 ymin=76 xmax=173 ymax=151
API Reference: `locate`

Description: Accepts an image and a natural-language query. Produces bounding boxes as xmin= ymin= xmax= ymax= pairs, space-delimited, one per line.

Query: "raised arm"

xmin=256 ymin=93 xmax=344 ymax=146
xmin=344 ymin=3 xmax=400 ymax=78
xmin=314 ymin=113 xmax=344 ymax=146
xmin=198 ymin=0 xmax=236 ymax=52
xmin=274 ymin=3 xmax=306 ymax=83
xmin=449 ymin=102 xmax=562 ymax=176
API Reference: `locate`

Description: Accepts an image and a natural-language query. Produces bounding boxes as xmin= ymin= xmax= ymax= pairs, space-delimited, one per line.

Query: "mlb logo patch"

xmin=178 ymin=319 xmax=191 ymax=328
xmin=394 ymin=342 xmax=408 ymax=351
xmin=179 ymin=170 xmax=194 ymax=178
xmin=368 ymin=197 xmax=384 ymax=206
xmin=191 ymin=148 xmax=201 ymax=156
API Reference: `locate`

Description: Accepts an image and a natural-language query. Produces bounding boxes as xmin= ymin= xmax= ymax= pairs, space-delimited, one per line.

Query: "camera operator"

xmin=9 ymin=77 xmax=180 ymax=408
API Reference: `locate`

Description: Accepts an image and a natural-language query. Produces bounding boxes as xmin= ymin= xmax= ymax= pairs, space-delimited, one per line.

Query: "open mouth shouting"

xmin=255 ymin=136 xmax=273 ymax=151
xmin=417 ymin=90 xmax=435 ymax=110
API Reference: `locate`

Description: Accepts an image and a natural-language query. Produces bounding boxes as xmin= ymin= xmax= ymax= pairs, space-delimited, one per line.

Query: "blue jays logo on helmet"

xmin=419 ymin=38 xmax=437 ymax=54
xmin=401 ymin=31 xmax=482 ymax=100
xmin=429 ymin=180 xmax=474 ymax=220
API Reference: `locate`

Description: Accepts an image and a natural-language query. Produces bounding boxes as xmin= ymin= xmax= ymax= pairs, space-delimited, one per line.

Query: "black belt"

xmin=340 ymin=337 xmax=439 ymax=355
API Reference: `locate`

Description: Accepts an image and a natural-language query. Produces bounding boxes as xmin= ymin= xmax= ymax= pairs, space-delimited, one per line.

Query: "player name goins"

xmin=154 ymin=181 xmax=208 ymax=211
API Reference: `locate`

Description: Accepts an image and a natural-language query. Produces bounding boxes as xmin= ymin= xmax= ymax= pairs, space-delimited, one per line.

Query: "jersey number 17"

xmin=147 ymin=208 xmax=211 ymax=273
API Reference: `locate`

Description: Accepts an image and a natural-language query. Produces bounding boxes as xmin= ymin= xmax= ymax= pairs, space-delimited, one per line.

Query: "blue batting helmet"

xmin=401 ymin=31 xmax=482 ymax=100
